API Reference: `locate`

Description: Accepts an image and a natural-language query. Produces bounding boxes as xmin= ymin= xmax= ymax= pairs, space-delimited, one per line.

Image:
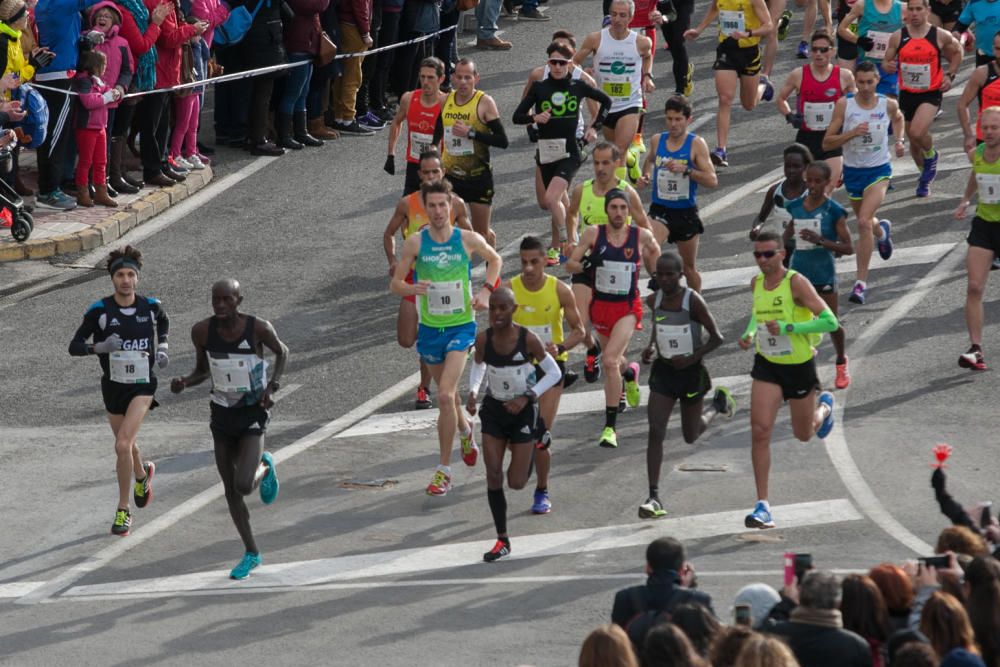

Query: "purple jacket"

xmin=72 ymin=72 xmax=114 ymax=129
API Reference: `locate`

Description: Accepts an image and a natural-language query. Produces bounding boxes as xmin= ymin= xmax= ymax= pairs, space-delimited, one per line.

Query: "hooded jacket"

xmin=72 ymin=70 xmax=113 ymax=129
xmin=144 ymin=0 xmax=196 ymax=89
xmin=81 ymin=1 xmax=133 ymax=105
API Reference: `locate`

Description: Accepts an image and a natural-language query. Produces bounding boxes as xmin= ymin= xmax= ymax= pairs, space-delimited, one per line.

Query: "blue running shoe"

xmin=877 ymin=219 xmax=893 ymax=260
xmin=531 ymin=490 xmax=552 ymax=514
xmin=916 ymin=179 xmax=930 ymax=198
xmin=230 ymin=551 xmax=261 ymax=580
xmin=745 ymin=502 xmax=775 ymax=529
xmin=710 ymin=147 xmax=729 ymax=167
xmin=922 ymin=150 xmax=938 ymax=182
xmin=760 ymin=75 xmax=775 ymax=102
xmin=848 ymin=281 xmax=866 ymax=304
xmin=259 ymin=452 xmax=279 ymax=505
xmin=816 ymin=391 xmax=836 ymax=438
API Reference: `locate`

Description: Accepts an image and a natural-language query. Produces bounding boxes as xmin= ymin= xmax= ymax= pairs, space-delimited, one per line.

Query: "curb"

xmin=0 ymin=167 xmax=213 ymax=263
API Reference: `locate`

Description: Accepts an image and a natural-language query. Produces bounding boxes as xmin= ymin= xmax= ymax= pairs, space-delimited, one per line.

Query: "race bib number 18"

xmin=110 ymin=350 xmax=149 ymax=384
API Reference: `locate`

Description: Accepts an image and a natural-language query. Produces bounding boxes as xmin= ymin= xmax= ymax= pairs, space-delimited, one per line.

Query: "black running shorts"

xmin=648 ymin=360 xmax=712 ymax=404
xmin=713 ymin=41 xmax=762 ymax=77
xmin=448 ymin=170 xmax=495 ymax=206
xmin=899 ymin=89 xmax=943 ymax=122
xmin=967 ymin=216 xmax=1000 ymax=256
xmin=648 ymin=203 xmax=704 ymax=243
xmin=751 ymin=354 xmax=820 ymax=401
xmin=795 ymin=129 xmax=843 ymax=160
xmin=101 ymin=376 xmax=158 ymax=416
xmin=210 ymin=402 xmax=270 ymax=440
xmin=479 ymin=396 xmax=539 ymax=444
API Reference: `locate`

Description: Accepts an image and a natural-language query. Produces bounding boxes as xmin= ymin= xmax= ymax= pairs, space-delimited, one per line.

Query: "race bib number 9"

xmin=427 ymin=281 xmax=466 ymax=315
xmin=977 ymin=172 xmax=1000 ymax=204
xmin=110 ymin=350 xmax=149 ymax=384
xmin=756 ymin=323 xmax=793 ymax=356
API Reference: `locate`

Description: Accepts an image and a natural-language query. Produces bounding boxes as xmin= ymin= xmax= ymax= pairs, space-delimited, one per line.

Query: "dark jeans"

xmin=36 ymin=78 xmax=75 ymax=194
xmin=373 ymin=10 xmax=402 ymax=109
xmin=214 ymin=47 xmax=251 ymax=140
xmin=436 ymin=8 xmax=458 ymax=81
xmin=138 ymin=92 xmax=168 ymax=177
xmin=356 ymin=3 xmax=383 ymax=115
xmin=308 ymin=64 xmax=333 ymax=119
xmin=248 ymin=76 xmax=276 ymax=143
xmin=279 ymin=54 xmax=313 ymax=114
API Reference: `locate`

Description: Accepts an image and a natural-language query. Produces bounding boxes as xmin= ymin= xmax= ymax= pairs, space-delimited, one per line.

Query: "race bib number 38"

xmin=443 ymin=126 xmax=474 ymax=156
xmin=110 ymin=350 xmax=149 ymax=384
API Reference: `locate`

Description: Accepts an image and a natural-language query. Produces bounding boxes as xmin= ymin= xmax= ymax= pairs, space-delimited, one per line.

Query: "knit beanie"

xmin=0 ymin=0 xmax=26 ymax=23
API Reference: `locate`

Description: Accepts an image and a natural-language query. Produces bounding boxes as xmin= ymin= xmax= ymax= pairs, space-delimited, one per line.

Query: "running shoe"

xmin=229 ymin=551 xmax=262 ymax=580
xmin=171 ymin=155 xmax=194 ymax=170
xmin=584 ymin=347 xmax=602 ymax=383
xmin=483 ymin=539 xmax=511 ymax=562
xmin=618 ymin=392 xmax=628 ymax=413
xmin=36 ymin=190 xmax=77 ymax=211
xmin=712 ymin=387 xmax=737 ymax=419
xmin=958 ymin=347 xmax=988 ymax=371
xmin=546 ymin=247 xmax=560 ymax=266
xmin=760 ymin=75 xmax=775 ymax=102
xmin=777 ymin=9 xmax=792 ymax=40
xmin=531 ymin=490 xmax=552 ymax=514
xmin=625 ymin=361 xmax=641 ymax=407
xmin=133 ymin=461 xmax=155 ymax=508
xmin=334 ymin=119 xmax=376 ymax=136
xmin=563 ymin=370 xmax=579 ymax=389
xmin=683 ymin=62 xmax=694 ymax=97
xmin=835 ymin=358 xmax=851 ymax=389
xmin=848 ymin=281 xmax=867 ymax=305
xmin=111 ymin=508 xmax=132 ymax=536
xmin=745 ymin=501 xmax=775 ymax=529
xmin=638 ymin=496 xmax=667 ymax=519
xmin=427 ymin=467 xmax=452 ymax=495
xmin=519 ymin=7 xmax=550 ymax=19
xmin=877 ymin=219 xmax=893 ymax=260
xmin=710 ymin=147 xmax=729 ymax=168
xmin=599 ymin=426 xmax=618 ymax=448
xmin=461 ymin=428 xmax=479 ymax=466
xmin=816 ymin=391 xmax=836 ymax=438
xmin=922 ymin=150 xmax=939 ymax=183
xmin=796 ymin=40 xmax=809 ymax=58
xmin=916 ymin=178 xmax=930 ymax=198
xmin=259 ymin=451 xmax=279 ymax=505
xmin=626 ymin=142 xmax=643 ymax=184
xmin=356 ymin=111 xmax=387 ymax=131
xmin=415 ymin=385 xmax=432 ymax=410
xmin=184 ymin=154 xmax=207 ymax=170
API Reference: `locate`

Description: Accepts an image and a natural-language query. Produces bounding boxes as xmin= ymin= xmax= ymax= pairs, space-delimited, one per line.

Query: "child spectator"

xmin=72 ymin=50 xmax=121 ymax=207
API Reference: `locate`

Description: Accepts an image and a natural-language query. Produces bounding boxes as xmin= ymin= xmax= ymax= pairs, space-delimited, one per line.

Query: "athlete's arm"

xmin=579 ymin=80 xmax=612 ymax=133
xmin=466 ymin=330 xmax=488 ymax=416
xmin=775 ymin=69 xmax=803 ymax=118
xmin=579 ymin=69 xmax=601 ymax=125
xmin=257 ymin=318 xmax=288 ymax=407
xmin=748 ymin=0 xmax=774 ymax=37
xmin=451 ymin=194 xmax=473 ymax=230
xmin=572 ymin=31 xmax=599 ymax=66
xmin=738 ymin=276 xmax=759 ymax=349
xmin=641 ymin=294 xmax=657 ymax=364
xmin=383 ymin=198 xmax=409 ymax=276
xmin=432 ymin=113 xmax=443 ymax=145
xmin=170 ymin=320 xmax=212 ymax=392
xmin=841 ymin=68 xmax=857 ymax=95
xmin=887 ymin=97 xmax=906 ymax=151
xmin=626 ymin=185 xmax=654 ymax=232
xmin=391 ymin=234 xmax=423 ymax=297
xmin=638 ymin=34 xmax=655 ymax=92
xmin=785 ymin=273 xmax=840 ymax=332
xmin=881 ymin=30 xmax=902 ymax=73
xmin=512 ymin=82 xmax=539 ymax=125
xmin=939 ymin=29 xmax=963 ymax=91
xmin=556 ymin=280 xmax=587 ymax=352
xmin=684 ymin=0 xmax=719 ymax=40
xmin=471 ymin=95 xmax=509 ymax=149
xmin=831 ymin=214 xmax=854 ymax=256
xmin=565 ymin=184 xmax=584 ymax=247
xmin=151 ymin=298 xmax=169 ymax=366
xmin=387 ymin=91 xmax=412 ymax=160
xmin=463 ymin=230 xmax=502 ymax=310
xmin=68 ymin=307 xmax=100 ymax=355
xmin=566 ymin=225 xmax=599 ymax=274
xmin=689 ymin=136 xmax=718 ymax=189
xmin=638 ymin=227 xmax=662 ymax=276
xmin=955 ymin=161 xmax=978 ymax=220
xmin=686 ymin=292 xmax=724 ymax=364
xmin=837 ymin=1 xmax=864 ymax=44
xmin=752 ymin=182 xmax=779 ymax=236
xmin=782 ymin=217 xmax=796 ymax=246
xmin=821 ymin=97 xmax=858 ymax=151
xmin=957 ymin=68 xmax=985 ymax=149
xmin=640 ymin=132 xmax=661 ymax=186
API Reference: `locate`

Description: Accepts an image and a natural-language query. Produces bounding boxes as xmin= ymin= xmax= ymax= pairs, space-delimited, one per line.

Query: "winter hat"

xmin=733 ymin=583 xmax=781 ymax=629
xmin=940 ymin=649 xmax=988 ymax=667
xmin=88 ymin=1 xmax=123 ymax=26
xmin=0 ymin=0 xmax=26 ymax=23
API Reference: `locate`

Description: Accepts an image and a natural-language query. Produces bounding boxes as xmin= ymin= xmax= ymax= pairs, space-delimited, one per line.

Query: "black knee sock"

xmin=624 ymin=365 xmax=636 ymax=382
xmin=605 ymin=406 xmax=618 ymax=429
xmin=487 ymin=488 xmax=507 ymax=536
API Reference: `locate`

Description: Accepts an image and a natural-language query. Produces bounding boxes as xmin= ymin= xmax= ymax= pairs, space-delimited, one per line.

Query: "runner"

xmin=738 ymin=231 xmax=839 ymax=530
xmin=168 ymin=279 xmax=287 ymax=580
xmin=952 ymin=105 xmax=1000 ymax=371
xmin=775 ymin=29 xmax=856 ymax=194
xmin=823 ymin=60 xmax=905 ymax=304
xmin=659 ymin=0 xmax=698 ymax=95
xmin=383 ymin=148 xmax=473 ymax=410
xmin=835 ymin=0 xmax=860 ymax=70
xmin=952 ymin=0 xmax=1000 ymax=68
xmin=957 ymin=33 xmax=1000 ymax=154
xmin=788 ymin=0 xmax=834 ymax=61
xmin=68 ymin=245 xmax=168 ymax=537
xmin=467 ymin=288 xmax=564 ymax=562
xmin=765 ymin=0 xmax=791 ymax=72
xmin=566 ymin=188 xmax=661 ymax=448
xmin=929 ymin=0 xmax=962 ymax=29
xmin=882 ymin=0 xmax=962 ymax=197
xmin=574 ymin=0 xmax=656 ymax=182
xmin=639 ymin=94 xmax=719 ymax=293
xmin=390 ymin=179 xmax=502 ymax=496
xmin=684 ymin=0 xmax=776 ymax=167
xmin=749 ymin=143 xmax=813 ymax=268
xmin=510 ymin=236 xmax=587 ymax=515
xmin=566 ymin=141 xmax=655 ymax=386
xmin=432 ymin=58 xmax=508 ymax=247
xmin=837 ymin=0 xmax=904 ymax=97
xmin=783 ymin=161 xmax=855 ymax=388
xmin=513 ymin=42 xmax=611 ymax=267
xmin=637 ymin=251 xmax=734 ymax=520
xmin=385 ymin=57 xmax=448 ymax=196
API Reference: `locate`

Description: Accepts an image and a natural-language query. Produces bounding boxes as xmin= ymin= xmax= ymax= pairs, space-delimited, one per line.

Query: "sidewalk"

xmin=0 ymin=149 xmax=213 ymax=262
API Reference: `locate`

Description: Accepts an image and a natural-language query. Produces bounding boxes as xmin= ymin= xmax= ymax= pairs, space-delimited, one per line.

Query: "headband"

xmin=109 ymin=257 xmax=140 ymax=275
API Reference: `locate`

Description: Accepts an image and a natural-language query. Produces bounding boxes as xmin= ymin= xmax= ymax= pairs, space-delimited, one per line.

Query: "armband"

xmin=781 ymin=308 xmax=839 ymax=335
xmin=742 ymin=313 xmax=758 ymax=340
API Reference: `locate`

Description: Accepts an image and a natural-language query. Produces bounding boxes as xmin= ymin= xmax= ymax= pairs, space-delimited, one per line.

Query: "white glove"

xmin=156 ymin=345 xmax=169 ymax=369
xmin=93 ymin=333 xmax=122 ymax=354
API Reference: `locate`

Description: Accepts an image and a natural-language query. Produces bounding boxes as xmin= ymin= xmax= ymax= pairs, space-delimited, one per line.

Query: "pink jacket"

xmin=72 ymin=72 xmax=114 ymax=130
xmin=85 ymin=2 xmax=135 ymax=106
xmin=189 ymin=0 xmax=228 ymax=48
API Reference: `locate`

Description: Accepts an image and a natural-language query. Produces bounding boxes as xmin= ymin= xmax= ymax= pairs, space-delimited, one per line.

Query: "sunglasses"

xmin=548 ymin=59 xmax=570 ymax=66
xmin=811 ymin=46 xmax=832 ymax=53
xmin=753 ymin=250 xmax=780 ymax=259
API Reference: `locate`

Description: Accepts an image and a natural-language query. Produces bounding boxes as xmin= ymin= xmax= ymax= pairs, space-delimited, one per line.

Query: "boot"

xmin=308 ymin=116 xmax=339 ymax=140
xmin=109 ymin=138 xmax=140 ymax=194
xmin=123 ymin=171 xmax=144 ymax=189
xmin=105 ymin=180 xmax=118 ymax=198
xmin=294 ymin=111 xmax=324 ymax=147
xmin=94 ymin=183 xmax=118 ymax=207
xmin=76 ymin=184 xmax=94 ymax=207
xmin=277 ymin=113 xmax=304 ymax=150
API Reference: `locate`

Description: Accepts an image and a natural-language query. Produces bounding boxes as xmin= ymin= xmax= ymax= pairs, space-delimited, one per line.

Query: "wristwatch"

xmin=468 ymin=129 xmax=477 ymax=141
xmin=267 ymin=380 xmax=280 ymax=393
xmin=785 ymin=323 xmax=795 ymax=333
xmin=522 ymin=390 xmax=538 ymax=403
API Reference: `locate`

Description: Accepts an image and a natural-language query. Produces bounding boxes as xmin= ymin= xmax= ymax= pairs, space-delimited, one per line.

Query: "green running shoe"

xmin=111 ymin=508 xmax=131 ymax=536
xmin=625 ymin=361 xmax=641 ymax=408
xmin=777 ymin=9 xmax=792 ymax=40
xmin=713 ymin=387 xmax=737 ymax=419
xmin=639 ymin=497 xmax=667 ymax=519
xmin=133 ymin=461 xmax=154 ymax=508
xmin=230 ymin=551 xmax=262 ymax=580
xmin=599 ymin=426 xmax=618 ymax=448
xmin=259 ymin=452 xmax=279 ymax=505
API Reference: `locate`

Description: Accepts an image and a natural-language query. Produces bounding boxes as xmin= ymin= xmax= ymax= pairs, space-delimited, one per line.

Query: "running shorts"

xmin=448 ymin=170 xmax=495 ymax=206
xmin=648 ymin=203 xmax=704 ymax=243
xmin=967 ymin=216 xmax=1000 ymax=256
xmin=101 ymin=376 xmax=158 ymax=416
xmin=648 ymin=359 xmax=712 ymax=403
xmin=590 ymin=297 xmax=643 ymax=337
xmin=899 ymin=89 xmax=943 ymax=122
xmin=751 ymin=353 xmax=820 ymax=401
xmin=416 ymin=321 xmax=477 ymax=365
xmin=210 ymin=402 xmax=270 ymax=440
xmin=713 ymin=41 xmax=762 ymax=76
xmin=795 ymin=128 xmax=843 ymax=160
xmin=479 ymin=396 xmax=539 ymax=444
xmin=843 ymin=163 xmax=892 ymax=200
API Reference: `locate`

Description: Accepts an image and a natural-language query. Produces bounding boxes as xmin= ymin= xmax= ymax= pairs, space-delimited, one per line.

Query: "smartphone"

xmin=981 ymin=502 xmax=993 ymax=529
xmin=794 ymin=553 xmax=813 ymax=584
xmin=783 ymin=552 xmax=795 ymax=587
xmin=734 ymin=603 xmax=752 ymax=626
xmin=920 ymin=555 xmax=950 ymax=569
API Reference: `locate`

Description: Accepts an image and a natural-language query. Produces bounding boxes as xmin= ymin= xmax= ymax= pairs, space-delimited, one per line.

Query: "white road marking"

xmin=0 ymin=582 xmax=47 ymax=599
xmin=61 ymin=499 xmax=861 ymax=600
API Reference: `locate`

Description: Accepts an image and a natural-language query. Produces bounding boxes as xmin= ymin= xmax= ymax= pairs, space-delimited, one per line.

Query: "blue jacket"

xmin=35 ymin=0 xmax=101 ymax=74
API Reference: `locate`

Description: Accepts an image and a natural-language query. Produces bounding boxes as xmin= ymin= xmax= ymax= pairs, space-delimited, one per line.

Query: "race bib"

xmin=901 ymin=62 xmax=931 ymax=90
xmin=868 ymin=30 xmax=891 ymax=57
xmin=109 ymin=350 xmax=149 ymax=384
xmin=718 ymin=9 xmax=745 ymax=36
xmin=793 ymin=217 xmax=823 ymax=241
xmin=488 ymin=364 xmax=530 ymax=401
xmin=526 ymin=324 xmax=553 ymax=345
xmin=656 ymin=167 xmax=690 ymax=201
xmin=210 ymin=357 xmax=253 ymax=394
xmin=771 ymin=204 xmax=793 ymax=224
xmin=977 ymin=172 xmax=1000 ymax=204
xmin=443 ymin=126 xmax=474 ymax=157
xmin=427 ymin=281 xmax=465 ymax=315
xmin=656 ymin=323 xmax=694 ymax=357
xmin=595 ymin=260 xmax=633 ymax=295
xmin=803 ymin=101 xmax=835 ymax=130
xmin=853 ymin=120 xmax=887 ymax=152
xmin=601 ymin=77 xmax=632 ymax=99
xmin=756 ymin=323 xmax=793 ymax=357
xmin=538 ymin=138 xmax=569 ymax=164
xmin=408 ymin=131 xmax=435 ymax=161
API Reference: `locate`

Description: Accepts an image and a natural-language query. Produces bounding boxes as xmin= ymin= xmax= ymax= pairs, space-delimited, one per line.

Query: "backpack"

xmin=214 ymin=0 xmax=268 ymax=46
xmin=10 ymin=84 xmax=49 ymax=149
xmin=624 ymin=586 xmax=688 ymax=650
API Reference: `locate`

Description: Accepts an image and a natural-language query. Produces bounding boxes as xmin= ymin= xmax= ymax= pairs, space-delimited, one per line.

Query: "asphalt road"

xmin=0 ymin=3 xmax=997 ymax=665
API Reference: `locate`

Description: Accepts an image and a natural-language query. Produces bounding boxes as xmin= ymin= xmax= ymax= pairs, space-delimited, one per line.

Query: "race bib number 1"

xmin=209 ymin=357 xmax=253 ymax=393
xmin=109 ymin=350 xmax=149 ymax=384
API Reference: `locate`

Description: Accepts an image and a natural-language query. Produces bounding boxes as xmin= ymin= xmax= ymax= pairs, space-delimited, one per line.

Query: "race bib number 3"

xmin=443 ymin=126 xmax=474 ymax=157
xmin=656 ymin=167 xmax=690 ymax=201
xmin=408 ymin=131 xmax=434 ymax=161
xmin=110 ymin=350 xmax=149 ymax=384
xmin=537 ymin=138 xmax=568 ymax=164
xmin=977 ymin=172 xmax=1000 ymax=204
xmin=656 ymin=323 xmax=694 ymax=357
xmin=595 ymin=261 xmax=633 ymax=295
xmin=756 ymin=323 xmax=793 ymax=356
xmin=210 ymin=357 xmax=253 ymax=393
xmin=719 ymin=9 xmax=745 ymax=36
xmin=427 ymin=281 xmax=466 ymax=315
xmin=901 ymin=62 xmax=931 ymax=90
xmin=803 ymin=101 xmax=835 ymax=130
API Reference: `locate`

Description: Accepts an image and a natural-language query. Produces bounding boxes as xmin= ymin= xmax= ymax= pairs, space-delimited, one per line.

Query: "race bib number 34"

xmin=656 ymin=167 xmax=690 ymax=201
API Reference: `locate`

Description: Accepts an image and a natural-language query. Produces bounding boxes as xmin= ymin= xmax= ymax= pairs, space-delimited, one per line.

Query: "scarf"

xmin=116 ymin=0 xmax=155 ymax=91
xmin=790 ymin=606 xmax=844 ymax=629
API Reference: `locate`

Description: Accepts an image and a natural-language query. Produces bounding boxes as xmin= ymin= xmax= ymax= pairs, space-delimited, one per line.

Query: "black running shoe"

xmin=111 ymin=508 xmax=132 ymax=536
xmin=584 ymin=345 xmax=602 ymax=383
xmin=134 ymin=461 xmax=154 ymax=508
xmin=483 ymin=539 xmax=511 ymax=562
xmin=563 ymin=370 xmax=579 ymax=389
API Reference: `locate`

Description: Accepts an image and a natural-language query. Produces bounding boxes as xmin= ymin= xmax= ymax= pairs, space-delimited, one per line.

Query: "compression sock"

xmin=487 ymin=488 xmax=508 ymax=536
xmin=605 ymin=406 xmax=618 ymax=429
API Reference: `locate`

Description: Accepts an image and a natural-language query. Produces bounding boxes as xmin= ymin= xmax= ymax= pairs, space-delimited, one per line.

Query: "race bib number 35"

xmin=110 ymin=350 xmax=149 ymax=384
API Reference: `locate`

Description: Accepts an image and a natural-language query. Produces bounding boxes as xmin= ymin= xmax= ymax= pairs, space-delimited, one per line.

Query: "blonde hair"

xmin=579 ymin=624 xmax=639 ymax=667
xmin=733 ymin=635 xmax=800 ymax=667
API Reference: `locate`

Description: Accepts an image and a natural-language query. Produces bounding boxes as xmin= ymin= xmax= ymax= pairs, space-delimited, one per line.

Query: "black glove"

xmin=383 ymin=155 xmax=395 ymax=175
xmin=785 ymin=112 xmax=805 ymax=129
xmin=856 ymin=35 xmax=875 ymax=52
xmin=526 ymin=124 xmax=539 ymax=143
xmin=932 ymin=467 xmax=946 ymax=493
xmin=581 ymin=253 xmax=601 ymax=272
xmin=30 ymin=49 xmax=55 ymax=68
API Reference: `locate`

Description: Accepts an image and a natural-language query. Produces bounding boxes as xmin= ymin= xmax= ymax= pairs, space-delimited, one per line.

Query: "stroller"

xmin=0 ymin=131 xmax=33 ymax=243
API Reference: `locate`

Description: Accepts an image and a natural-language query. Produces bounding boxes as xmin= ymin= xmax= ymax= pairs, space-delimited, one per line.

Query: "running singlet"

xmin=206 ymin=316 xmax=268 ymax=408
xmin=652 ymin=132 xmax=697 ymax=208
xmin=653 ymin=287 xmax=703 ymax=358
xmin=857 ymin=0 xmax=903 ymax=62
xmin=415 ymin=226 xmax=474 ymax=328
xmin=977 ymin=64 xmax=1000 ymax=142
xmin=542 ymin=63 xmax=585 ymax=139
xmin=974 ymin=143 xmax=1000 ymax=222
xmin=842 ymin=94 xmax=892 ymax=168
xmin=770 ymin=178 xmax=803 ymax=226
xmin=592 ymin=224 xmax=640 ymax=302
xmin=786 ymin=197 xmax=848 ymax=286
xmin=483 ymin=327 xmax=537 ymax=402
xmin=405 ymin=91 xmax=442 ymax=164
xmin=594 ymin=27 xmax=644 ymax=113
xmin=898 ymin=26 xmax=942 ymax=93
xmin=511 ymin=274 xmax=568 ymax=361
xmin=717 ymin=0 xmax=762 ymax=48
xmin=514 ymin=76 xmax=610 ymax=163
xmin=441 ymin=90 xmax=490 ymax=178
xmin=579 ymin=177 xmax=631 ymax=227
xmin=73 ymin=296 xmax=169 ymax=384
xmin=798 ymin=66 xmax=844 ymax=131
xmin=752 ymin=270 xmax=817 ymax=364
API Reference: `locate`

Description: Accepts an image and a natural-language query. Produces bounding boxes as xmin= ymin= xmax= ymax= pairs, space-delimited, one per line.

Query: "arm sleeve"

xmin=474 ymin=117 xmax=509 ymax=149
xmin=511 ymin=86 xmax=537 ymax=125
xmin=68 ymin=309 xmax=99 ymax=356
xmin=530 ymin=353 xmax=562 ymax=397
xmin=432 ymin=114 xmax=443 ymax=144
xmin=742 ymin=313 xmax=758 ymax=339
xmin=469 ymin=360 xmax=487 ymax=395
xmin=783 ymin=308 xmax=838 ymax=334
xmin=152 ymin=300 xmax=170 ymax=344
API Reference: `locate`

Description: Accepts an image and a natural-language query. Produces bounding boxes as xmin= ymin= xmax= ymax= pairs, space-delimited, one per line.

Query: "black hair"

xmin=546 ymin=42 xmax=573 ymax=59
xmin=646 ymin=537 xmax=685 ymax=573
xmin=784 ymin=142 xmax=815 ymax=164
xmin=106 ymin=245 xmax=143 ymax=275
xmin=664 ymin=95 xmax=693 ymax=118
xmin=520 ymin=235 xmax=546 ymax=253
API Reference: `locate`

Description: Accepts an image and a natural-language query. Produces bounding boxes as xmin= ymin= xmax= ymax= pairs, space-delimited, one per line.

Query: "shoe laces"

xmin=431 ymin=470 xmax=450 ymax=487
xmin=460 ymin=431 xmax=474 ymax=452
xmin=114 ymin=509 xmax=129 ymax=525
